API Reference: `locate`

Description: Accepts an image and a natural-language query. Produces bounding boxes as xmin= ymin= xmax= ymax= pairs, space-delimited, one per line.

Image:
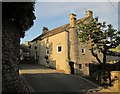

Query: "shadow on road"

xmin=22 ymin=72 xmax=100 ymax=93
xmin=19 ymin=63 xmax=101 ymax=93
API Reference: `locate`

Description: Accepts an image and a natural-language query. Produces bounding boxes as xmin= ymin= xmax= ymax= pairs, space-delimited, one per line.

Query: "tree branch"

xmin=91 ymin=47 xmax=102 ymax=64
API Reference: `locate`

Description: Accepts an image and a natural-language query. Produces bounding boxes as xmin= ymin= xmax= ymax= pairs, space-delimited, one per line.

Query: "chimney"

xmin=25 ymin=41 xmax=30 ymax=46
xmin=42 ymin=27 xmax=49 ymax=34
xmin=70 ymin=13 xmax=76 ymax=28
xmin=86 ymin=10 xmax=93 ymax=18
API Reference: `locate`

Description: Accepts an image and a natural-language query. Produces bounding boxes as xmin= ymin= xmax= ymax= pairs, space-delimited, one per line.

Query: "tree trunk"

xmin=103 ymin=46 xmax=107 ymax=71
xmin=91 ymin=47 xmax=102 ymax=64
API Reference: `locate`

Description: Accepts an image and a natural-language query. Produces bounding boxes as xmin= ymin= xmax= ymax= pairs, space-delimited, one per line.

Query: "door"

xmin=69 ymin=61 xmax=74 ymax=74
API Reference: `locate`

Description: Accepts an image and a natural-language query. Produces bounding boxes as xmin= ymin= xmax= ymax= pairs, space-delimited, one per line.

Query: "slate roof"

xmin=31 ymin=16 xmax=89 ymax=42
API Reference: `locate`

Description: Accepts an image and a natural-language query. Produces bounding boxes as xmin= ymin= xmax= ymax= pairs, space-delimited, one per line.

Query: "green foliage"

xmin=78 ymin=19 xmax=120 ymax=50
xmin=78 ymin=18 xmax=120 ymax=64
xmin=2 ymin=2 xmax=36 ymax=37
xmin=78 ymin=18 xmax=120 ymax=85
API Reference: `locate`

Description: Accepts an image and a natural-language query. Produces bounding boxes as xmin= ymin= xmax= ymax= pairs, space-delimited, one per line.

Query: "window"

xmin=45 ymin=55 xmax=48 ymax=60
xmin=79 ymin=64 xmax=82 ymax=69
xmin=29 ymin=44 xmax=31 ymax=49
xmin=35 ymin=46 xmax=37 ymax=50
xmin=85 ymin=63 xmax=89 ymax=67
xmin=46 ymin=49 xmax=49 ymax=55
xmin=58 ymin=46 xmax=62 ymax=52
xmin=26 ymin=52 xmax=29 ymax=57
xmin=46 ymin=39 xmax=49 ymax=43
xmin=82 ymin=48 xmax=85 ymax=55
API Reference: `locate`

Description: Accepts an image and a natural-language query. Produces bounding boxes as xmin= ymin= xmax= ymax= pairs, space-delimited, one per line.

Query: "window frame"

xmin=46 ymin=49 xmax=49 ymax=55
xmin=57 ymin=45 xmax=62 ymax=53
xmin=79 ymin=64 xmax=82 ymax=69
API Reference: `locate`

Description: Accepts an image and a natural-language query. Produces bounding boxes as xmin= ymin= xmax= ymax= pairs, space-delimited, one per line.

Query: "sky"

xmin=20 ymin=0 xmax=119 ymax=44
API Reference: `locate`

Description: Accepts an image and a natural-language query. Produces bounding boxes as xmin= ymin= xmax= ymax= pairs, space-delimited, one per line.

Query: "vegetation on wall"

xmin=2 ymin=2 xmax=36 ymax=92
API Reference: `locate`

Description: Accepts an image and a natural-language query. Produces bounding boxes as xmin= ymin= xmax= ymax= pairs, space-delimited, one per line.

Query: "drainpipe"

xmin=65 ymin=29 xmax=70 ymax=62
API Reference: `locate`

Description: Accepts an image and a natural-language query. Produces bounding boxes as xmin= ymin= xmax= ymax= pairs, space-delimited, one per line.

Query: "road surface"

xmin=19 ymin=64 xmax=100 ymax=93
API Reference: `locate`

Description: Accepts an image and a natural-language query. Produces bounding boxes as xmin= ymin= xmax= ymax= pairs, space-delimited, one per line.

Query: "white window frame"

xmin=57 ymin=45 xmax=62 ymax=53
xmin=46 ymin=49 xmax=49 ymax=55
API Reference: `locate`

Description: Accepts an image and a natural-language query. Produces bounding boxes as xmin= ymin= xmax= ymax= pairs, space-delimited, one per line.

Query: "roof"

xmin=31 ymin=16 xmax=89 ymax=42
xmin=20 ymin=44 xmax=30 ymax=52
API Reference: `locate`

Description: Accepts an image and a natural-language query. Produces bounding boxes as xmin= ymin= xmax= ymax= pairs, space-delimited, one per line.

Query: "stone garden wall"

xmin=2 ymin=20 xmax=25 ymax=92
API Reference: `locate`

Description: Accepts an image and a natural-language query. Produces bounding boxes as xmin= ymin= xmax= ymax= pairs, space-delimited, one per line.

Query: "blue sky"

xmin=20 ymin=1 xmax=118 ymax=44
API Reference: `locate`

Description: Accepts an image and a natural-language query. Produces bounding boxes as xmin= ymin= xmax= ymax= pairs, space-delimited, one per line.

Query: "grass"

xmin=110 ymin=45 xmax=120 ymax=52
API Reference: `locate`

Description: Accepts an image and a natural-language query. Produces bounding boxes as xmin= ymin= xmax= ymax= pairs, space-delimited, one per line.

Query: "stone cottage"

xmin=28 ymin=10 xmax=103 ymax=75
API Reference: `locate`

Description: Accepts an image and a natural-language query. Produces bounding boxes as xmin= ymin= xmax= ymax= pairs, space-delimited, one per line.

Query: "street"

xmin=19 ymin=64 xmax=100 ymax=93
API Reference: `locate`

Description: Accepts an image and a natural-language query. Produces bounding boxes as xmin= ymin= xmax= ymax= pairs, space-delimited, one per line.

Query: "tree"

xmin=77 ymin=18 xmax=120 ymax=85
xmin=78 ymin=18 xmax=120 ymax=65
xmin=2 ymin=2 xmax=36 ymax=37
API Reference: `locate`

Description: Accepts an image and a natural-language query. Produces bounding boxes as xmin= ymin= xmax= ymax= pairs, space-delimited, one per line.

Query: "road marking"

xmin=19 ymin=71 xmax=34 ymax=93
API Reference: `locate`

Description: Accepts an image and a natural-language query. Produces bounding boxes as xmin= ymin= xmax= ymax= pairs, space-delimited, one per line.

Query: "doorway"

xmin=69 ymin=61 xmax=74 ymax=74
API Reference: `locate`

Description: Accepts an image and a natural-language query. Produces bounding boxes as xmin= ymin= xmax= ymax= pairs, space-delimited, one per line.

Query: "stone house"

xmin=29 ymin=10 xmax=103 ymax=75
xmin=20 ymin=43 xmax=30 ymax=60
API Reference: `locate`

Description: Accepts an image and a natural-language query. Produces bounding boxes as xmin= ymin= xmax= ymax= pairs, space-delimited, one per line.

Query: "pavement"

xmin=19 ymin=63 xmax=119 ymax=94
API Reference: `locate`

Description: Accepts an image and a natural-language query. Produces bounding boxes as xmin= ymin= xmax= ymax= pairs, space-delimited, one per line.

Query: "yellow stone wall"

xmin=29 ymin=10 xmax=106 ymax=75
xmin=37 ymin=31 xmax=71 ymax=74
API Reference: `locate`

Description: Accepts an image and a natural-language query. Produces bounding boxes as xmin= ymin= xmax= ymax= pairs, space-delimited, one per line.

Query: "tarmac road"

xmin=19 ymin=64 xmax=100 ymax=93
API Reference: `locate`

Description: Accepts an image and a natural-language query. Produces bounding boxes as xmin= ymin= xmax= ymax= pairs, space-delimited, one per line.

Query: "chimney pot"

xmin=70 ymin=13 xmax=76 ymax=27
xmin=42 ymin=27 xmax=49 ymax=34
xmin=86 ymin=10 xmax=93 ymax=18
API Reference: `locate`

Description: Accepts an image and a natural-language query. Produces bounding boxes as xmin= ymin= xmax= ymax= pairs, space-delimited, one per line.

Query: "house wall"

xmin=29 ymin=11 xmax=99 ymax=75
xmin=72 ymin=11 xmax=103 ymax=76
xmin=75 ymin=42 xmax=120 ymax=76
xmin=29 ymin=10 xmax=120 ymax=76
xmin=29 ymin=40 xmax=40 ymax=63
xmin=75 ymin=42 xmax=103 ymax=75
xmin=37 ymin=31 xmax=71 ymax=74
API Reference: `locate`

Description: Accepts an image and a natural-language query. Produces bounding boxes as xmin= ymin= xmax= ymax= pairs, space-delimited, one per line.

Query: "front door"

xmin=69 ymin=61 xmax=74 ymax=74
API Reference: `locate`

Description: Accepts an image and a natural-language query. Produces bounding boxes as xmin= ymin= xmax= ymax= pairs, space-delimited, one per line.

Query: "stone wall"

xmin=2 ymin=20 xmax=25 ymax=92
